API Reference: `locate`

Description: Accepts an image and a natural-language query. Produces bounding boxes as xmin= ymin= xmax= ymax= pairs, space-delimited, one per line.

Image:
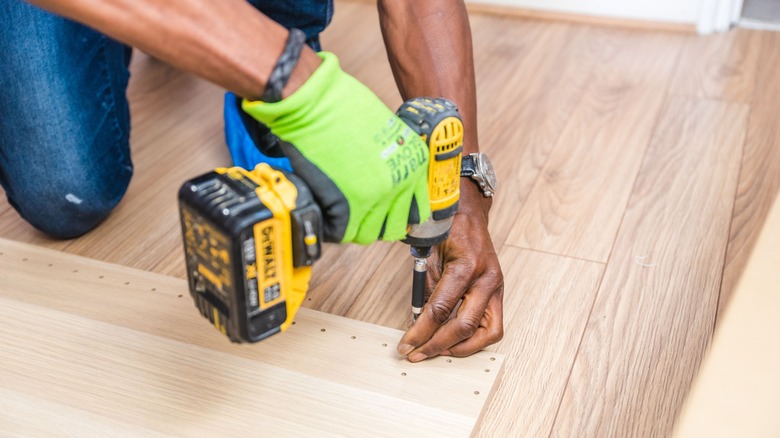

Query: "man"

xmin=0 ymin=0 xmax=503 ymax=361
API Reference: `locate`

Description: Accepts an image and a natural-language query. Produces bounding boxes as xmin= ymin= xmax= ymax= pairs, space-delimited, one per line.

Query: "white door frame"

xmin=697 ymin=0 xmax=744 ymax=33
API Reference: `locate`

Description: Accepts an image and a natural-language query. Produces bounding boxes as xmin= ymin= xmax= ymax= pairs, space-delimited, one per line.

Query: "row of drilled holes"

xmin=3 ymin=251 xmax=494 ymax=395
xmin=312 ymin=323 xmax=495 ymax=393
xmin=4 ymin=253 xmax=186 ymax=297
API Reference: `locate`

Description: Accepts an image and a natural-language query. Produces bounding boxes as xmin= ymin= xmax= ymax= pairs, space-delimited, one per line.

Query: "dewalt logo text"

xmin=261 ymin=225 xmax=277 ymax=281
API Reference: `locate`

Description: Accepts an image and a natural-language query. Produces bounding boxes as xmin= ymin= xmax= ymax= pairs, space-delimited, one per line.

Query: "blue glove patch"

xmin=224 ymin=92 xmax=293 ymax=172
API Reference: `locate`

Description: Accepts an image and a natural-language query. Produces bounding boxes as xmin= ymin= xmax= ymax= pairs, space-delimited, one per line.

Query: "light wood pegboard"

xmin=0 ymin=238 xmax=504 ymax=437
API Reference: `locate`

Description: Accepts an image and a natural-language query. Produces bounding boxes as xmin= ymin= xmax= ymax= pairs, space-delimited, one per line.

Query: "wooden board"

xmin=0 ymin=238 xmax=504 ymax=436
xmin=551 ymin=97 xmax=748 ymax=437
xmin=674 ymin=193 xmax=780 ymax=437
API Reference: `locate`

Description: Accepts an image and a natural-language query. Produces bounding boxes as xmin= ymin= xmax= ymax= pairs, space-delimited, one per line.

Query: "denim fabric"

xmin=0 ymin=0 xmax=332 ymax=238
xmin=0 ymin=1 xmax=133 ymax=238
xmin=249 ymin=0 xmax=334 ymax=51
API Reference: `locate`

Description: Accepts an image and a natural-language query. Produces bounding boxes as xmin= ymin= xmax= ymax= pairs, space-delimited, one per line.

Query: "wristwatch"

xmin=461 ymin=152 xmax=498 ymax=197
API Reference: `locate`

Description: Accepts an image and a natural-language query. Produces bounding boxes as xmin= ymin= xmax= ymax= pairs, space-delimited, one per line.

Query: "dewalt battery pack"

xmin=178 ymin=164 xmax=322 ymax=343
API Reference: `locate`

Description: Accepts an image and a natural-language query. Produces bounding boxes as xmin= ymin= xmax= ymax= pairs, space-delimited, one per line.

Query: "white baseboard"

xmin=465 ymin=0 xmax=698 ymax=24
xmin=739 ymin=17 xmax=780 ymax=31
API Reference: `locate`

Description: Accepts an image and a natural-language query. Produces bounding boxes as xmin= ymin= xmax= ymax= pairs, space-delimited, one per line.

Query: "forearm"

xmin=378 ymin=0 xmax=489 ymax=214
xmin=27 ymin=0 xmax=320 ymax=100
xmin=378 ymin=0 xmax=478 ymax=153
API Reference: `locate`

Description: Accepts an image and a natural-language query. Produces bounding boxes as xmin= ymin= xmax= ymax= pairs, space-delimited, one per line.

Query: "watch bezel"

xmin=473 ymin=153 xmax=498 ymax=194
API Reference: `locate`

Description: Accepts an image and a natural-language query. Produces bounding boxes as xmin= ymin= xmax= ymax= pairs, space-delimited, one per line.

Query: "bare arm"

xmin=379 ymin=0 xmax=505 ymax=360
xmin=378 ymin=0 xmax=492 ymax=219
xmin=378 ymin=0 xmax=478 ymax=155
xmin=27 ymin=0 xmax=321 ymax=100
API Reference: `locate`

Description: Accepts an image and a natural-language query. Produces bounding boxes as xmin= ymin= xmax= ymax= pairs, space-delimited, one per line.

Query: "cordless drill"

xmin=178 ymin=97 xmax=462 ymax=343
xmin=396 ymin=98 xmax=463 ymax=321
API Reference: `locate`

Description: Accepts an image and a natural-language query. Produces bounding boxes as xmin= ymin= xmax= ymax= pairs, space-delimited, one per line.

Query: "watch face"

xmin=475 ymin=153 xmax=498 ymax=192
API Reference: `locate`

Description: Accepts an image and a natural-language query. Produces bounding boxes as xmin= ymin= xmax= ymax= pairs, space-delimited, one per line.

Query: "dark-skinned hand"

xmin=397 ymin=182 xmax=504 ymax=362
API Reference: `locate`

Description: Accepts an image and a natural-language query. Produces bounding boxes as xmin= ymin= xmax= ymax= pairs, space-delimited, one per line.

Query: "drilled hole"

xmin=72 ymin=269 xmax=78 ymax=273
xmin=382 ymin=343 xmax=388 ymax=347
xmin=98 ymin=276 xmax=104 ymax=279
xmin=401 ymin=372 xmax=407 ymax=377
xmin=22 ymin=258 xmax=28 ymax=262
xmin=320 ymin=328 xmax=326 ymax=332
xmin=124 ymin=282 xmax=130 ymax=286
xmin=484 ymin=369 xmax=490 ymax=373
xmin=446 ymin=359 xmax=452 ymax=363
xmin=490 ymin=357 xmax=496 ymax=361
xmin=178 ymin=294 xmax=183 ymax=298
xmin=474 ymin=391 xmax=480 ymax=396
xmin=350 ymin=336 xmax=356 ymax=340
xmin=151 ymin=288 xmax=157 ymax=292
xmin=291 ymin=321 xmax=296 ymax=325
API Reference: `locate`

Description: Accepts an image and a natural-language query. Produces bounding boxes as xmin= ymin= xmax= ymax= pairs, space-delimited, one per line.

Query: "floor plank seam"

xmin=545 ymin=262 xmax=609 ymax=437
xmin=594 ymin=37 xmax=686 ymax=271
xmin=665 ymin=93 xmax=760 ymax=105
xmin=712 ymin=101 xmax=753 ymax=331
xmin=738 ymin=30 xmax=764 ymax=106
xmin=502 ymin=243 xmax=607 ymax=265
xmin=500 ymin=59 xmax=601 ymax=252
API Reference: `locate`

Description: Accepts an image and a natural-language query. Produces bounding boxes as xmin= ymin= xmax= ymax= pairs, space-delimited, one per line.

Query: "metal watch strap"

xmin=259 ymin=28 xmax=307 ymax=103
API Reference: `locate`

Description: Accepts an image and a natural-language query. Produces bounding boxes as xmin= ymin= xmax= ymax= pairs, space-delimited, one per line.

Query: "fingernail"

xmin=408 ymin=352 xmax=427 ymax=362
xmin=398 ymin=344 xmax=414 ymax=355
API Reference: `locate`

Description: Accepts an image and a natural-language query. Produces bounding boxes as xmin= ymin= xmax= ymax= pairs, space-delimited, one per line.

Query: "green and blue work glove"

xmin=243 ymin=52 xmax=430 ymax=244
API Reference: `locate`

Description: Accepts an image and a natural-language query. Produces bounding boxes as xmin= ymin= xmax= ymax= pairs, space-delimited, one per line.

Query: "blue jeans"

xmin=0 ymin=0 xmax=332 ymax=238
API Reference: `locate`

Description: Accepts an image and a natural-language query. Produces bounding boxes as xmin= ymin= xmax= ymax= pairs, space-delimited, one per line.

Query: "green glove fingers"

xmin=377 ymin=174 xmax=431 ymax=243
xmin=242 ymin=51 xmax=430 ymax=244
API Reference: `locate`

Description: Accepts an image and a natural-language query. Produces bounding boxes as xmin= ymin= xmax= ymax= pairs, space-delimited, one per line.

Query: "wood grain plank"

xmin=506 ymin=30 xmax=683 ymax=262
xmin=551 ymin=97 xmax=748 ymax=437
xmin=0 ymin=238 xmax=504 ymax=436
xmin=674 ymin=193 xmax=780 ymax=437
xmin=344 ymin=242 xmax=415 ymax=329
xmin=718 ymin=30 xmax=780 ymax=321
xmin=478 ymin=22 xmax=604 ymax=250
xmin=304 ymin=241 xmax=397 ymax=319
xmin=0 ymin=389 xmax=167 ymax=438
xmin=474 ymin=247 xmax=605 ymax=437
xmin=669 ymin=28 xmax=762 ymax=103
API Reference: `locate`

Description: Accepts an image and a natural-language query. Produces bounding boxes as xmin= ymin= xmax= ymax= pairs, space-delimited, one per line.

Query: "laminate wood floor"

xmin=1 ymin=1 xmax=778 ymax=436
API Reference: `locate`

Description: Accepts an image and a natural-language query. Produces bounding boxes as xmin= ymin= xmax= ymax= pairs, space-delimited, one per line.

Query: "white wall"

xmin=467 ymin=0 xmax=702 ymax=24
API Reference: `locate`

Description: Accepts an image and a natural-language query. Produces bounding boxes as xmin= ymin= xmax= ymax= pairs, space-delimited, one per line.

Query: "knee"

xmin=11 ymin=170 xmax=132 ymax=239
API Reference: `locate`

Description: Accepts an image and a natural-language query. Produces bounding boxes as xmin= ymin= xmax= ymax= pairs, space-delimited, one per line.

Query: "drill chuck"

xmin=397 ymin=97 xmax=463 ymax=248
